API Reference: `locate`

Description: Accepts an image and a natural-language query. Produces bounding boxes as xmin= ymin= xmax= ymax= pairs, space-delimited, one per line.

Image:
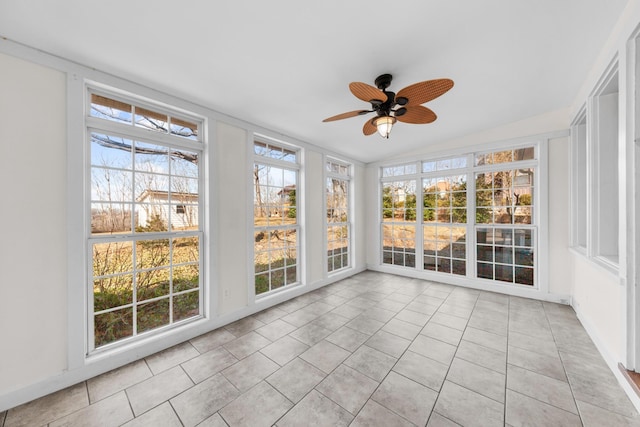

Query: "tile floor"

xmin=3 ymin=271 xmax=640 ymax=426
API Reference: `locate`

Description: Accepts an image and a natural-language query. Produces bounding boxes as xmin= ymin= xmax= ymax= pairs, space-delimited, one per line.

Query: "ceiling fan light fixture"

xmin=374 ymin=116 xmax=396 ymax=138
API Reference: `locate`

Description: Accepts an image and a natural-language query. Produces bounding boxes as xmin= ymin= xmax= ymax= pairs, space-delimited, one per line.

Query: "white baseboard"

xmin=0 ymin=266 xmax=366 ymax=412
xmin=573 ymin=305 xmax=640 ymax=414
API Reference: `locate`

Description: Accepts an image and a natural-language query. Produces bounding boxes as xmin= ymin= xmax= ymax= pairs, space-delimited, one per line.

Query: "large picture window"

xmin=87 ymin=90 xmax=204 ymax=351
xmin=253 ymin=140 xmax=300 ymax=296
xmin=380 ymin=146 xmax=538 ymax=287
xmin=326 ymin=160 xmax=351 ymax=273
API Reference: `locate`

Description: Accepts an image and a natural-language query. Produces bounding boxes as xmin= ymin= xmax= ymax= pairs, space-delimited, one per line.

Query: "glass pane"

xmin=495 ymin=246 xmax=513 ymax=264
xmin=137 ymin=298 xmax=170 ymax=333
xmin=91 ymin=94 xmax=132 ymax=124
xmin=436 ymin=159 xmax=451 ymax=170
xmin=515 ymin=267 xmax=534 ymax=285
xmin=515 ymin=248 xmax=534 ymax=267
xmin=383 ymin=251 xmax=393 ymax=264
xmin=135 ymin=141 xmax=169 ymax=172
xmin=268 ymin=145 xmax=283 ymax=159
xmin=475 ymin=153 xmax=490 ymax=166
xmin=452 ymin=209 xmax=467 ymax=223
xmin=405 ymin=253 xmax=416 ymax=267
xmin=174 ymin=291 xmax=199 ymax=321
xmin=286 ymin=266 xmax=297 ymax=284
xmin=94 ymin=275 xmax=133 ymax=312
xmin=437 ymin=208 xmax=451 ymax=223
xmin=135 ymin=204 xmax=169 ymax=232
xmin=135 ymin=106 xmax=168 ymax=134
xmin=423 ymin=239 xmax=437 ymax=257
xmin=451 ymin=243 xmax=466 ymax=259
xmin=91 ymin=202 xmax=133 ymax=234
xmin=451 ymin=157 xmax=468 ymax=169
xmin=136 ymin=268 xmax=170 ymax=302
xmin=254 ymin=141 xmax=268 ymax=156
xmin=422 ymin=161 xmax=436 ymax=173
xmin=91 ymin=134 xmax=133 ymax=169
xmin=170 ymin=151 xmax=199 ymax=178
xmin=93 ymin=242 xmax=133 ymax=277
xmin=136 ymin=239 xmax=170 ymax=270
xmin=493 ymin=150 xmax=513 ymax=164
xmin=437 ymin=257 xmax=451 ymax=273
xmin=477 ymin=245 xmax=493 ymax=262
xmin=477 ymin=262 xmax=493 ymax=280
xmin=255 ymin=273 xmax=269 ymax=295
xmin=172 ymin=236 xmax=199 ymax=264
xmin=271 ymin=269 xmax=285 ymax=290
xmin=424 ymin=208 xmax=436 ymax=223
xmin=424 ymin=255 xmax=437 ymax=271
xmin=476 ymin=228 xmax=492 ymax=244
xmin=169 ymin=117 xmax=198 ymax=140
xmin=514 ymin=147 xmax=535 ymax=161
xmin=494 ymin=229 xmax=513 ymax=245
xmin=475 ymin=173 xmax=492 ymax=190
xmin=476 ymin=208 xmax=492 ymax=223
xmin=495 ymin=264 xmax=514 ymax=283
xmin=94 ymin=308 xmax=133 ymax=347
xmin=174 ymin=264 xmax=199 ymax=292
xmin=515 ymin=207 xmax=532 ymax=224
xmin=452 ymin=260 xmax=466 ymax=275
xmin=514 ymin=229 xmax=533 ymax=247
xmin=91 ymin=167 xmax=133 ymax=203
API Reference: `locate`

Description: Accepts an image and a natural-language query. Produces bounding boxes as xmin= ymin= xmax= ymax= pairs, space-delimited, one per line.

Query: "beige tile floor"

xmin=3 ymin=271 xmax=640 ymax=426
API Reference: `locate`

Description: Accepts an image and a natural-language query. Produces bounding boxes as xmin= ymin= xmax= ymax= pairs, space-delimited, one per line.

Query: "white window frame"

xmin=589 ymin=62 xmax=620 ymax=270
xmin=85 ymin=85 xmax=206 ymax=354
xmin=378 ymin=144 xmax=540 ymax=288
xmin=252 ymin=136 xmax=301 ymax=297
xmin=325 ymin=157 xmax=353 ymax=274
xmin=570 ymin=107 xmax=588 ymax=252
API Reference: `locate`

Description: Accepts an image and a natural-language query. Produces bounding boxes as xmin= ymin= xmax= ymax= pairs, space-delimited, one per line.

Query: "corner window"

xmin=380 ymin=147 xmax=538 ymax=287
xmin=87 ymin=90 xmax=204 ymax=351
xmin=253 ymin=139 xmax=300 ymax=296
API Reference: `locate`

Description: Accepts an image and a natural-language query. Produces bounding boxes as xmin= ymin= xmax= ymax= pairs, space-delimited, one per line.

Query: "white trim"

xmin=369 ymin=130 xmax=569 ymax=168
xmin=574 ymin=304 xmax=640 ymax=414
xmin=67 ymin=72 xmax=87 ymax=370
xmin=0 ymin=264 xmax=366 ymax=411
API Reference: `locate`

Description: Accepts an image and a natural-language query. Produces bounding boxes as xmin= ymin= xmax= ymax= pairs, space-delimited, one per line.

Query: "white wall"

xmin=0 ymin=53 xmax=68 ymax=393
xmin=216 ymin=122 xmax=249 ymax=315
xmin=0 ymin=45 xmax=367 ymax=411
xmin=305 ymin=150 xmax=325 ymax=284
xmin=548 ymin=136 xmax=572 ymax=296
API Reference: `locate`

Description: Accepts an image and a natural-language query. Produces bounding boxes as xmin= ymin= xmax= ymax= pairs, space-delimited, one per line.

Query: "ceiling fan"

xmin=323 ymin=74 xmax=454 ymax=138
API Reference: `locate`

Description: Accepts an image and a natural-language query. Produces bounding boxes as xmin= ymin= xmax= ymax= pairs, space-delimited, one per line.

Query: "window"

xmin=592 ymin=68 xmax=619 ymax=266
xmin=382 ymin=174 xmax=417 ymax=268
xmin=326 ymin=159 xmax=351 ymax=273
xmin=423 ymin=173 xmax=467 ymax=275
xmin=571 ymin=109 xmax=587 ymax=250
xmin=253 ymin=140 xmax=300 ymax=295
xmin=88 ymin=90 xmax=204 ymax=351
xmin=380 ymin=147 xmax=538 ymax=287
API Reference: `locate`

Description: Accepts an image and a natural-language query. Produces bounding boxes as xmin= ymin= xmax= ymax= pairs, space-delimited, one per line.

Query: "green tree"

xmin=405 ymin=193 xmax=417 ymax=220
xmin=287 ymin=189 xmax=297 ymax=218
xmin=382 ymin=186 xmax=393 ymax=218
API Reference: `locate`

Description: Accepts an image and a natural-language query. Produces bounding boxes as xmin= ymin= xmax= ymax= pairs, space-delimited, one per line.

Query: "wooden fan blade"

xmin=363 ymin=118 xmax=377 ymax=136
xmin=349 ymin=82 xmax=388 ymax=104
xmin=396 ymin=105 xmax=437 ymax=124
xmin=322 ymin=110 xmax=370 ymax=122
xmin=396 ymin=79 xmax=454 ymax=106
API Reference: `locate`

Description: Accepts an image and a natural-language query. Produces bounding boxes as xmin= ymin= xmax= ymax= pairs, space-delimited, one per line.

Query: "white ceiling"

xmin=0 ymin=1 xmax=630 ymax=163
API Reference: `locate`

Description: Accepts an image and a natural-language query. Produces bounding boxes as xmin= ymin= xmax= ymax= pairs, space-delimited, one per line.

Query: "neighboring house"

xmin=136 ymin=189 xmax=198 ymax=230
